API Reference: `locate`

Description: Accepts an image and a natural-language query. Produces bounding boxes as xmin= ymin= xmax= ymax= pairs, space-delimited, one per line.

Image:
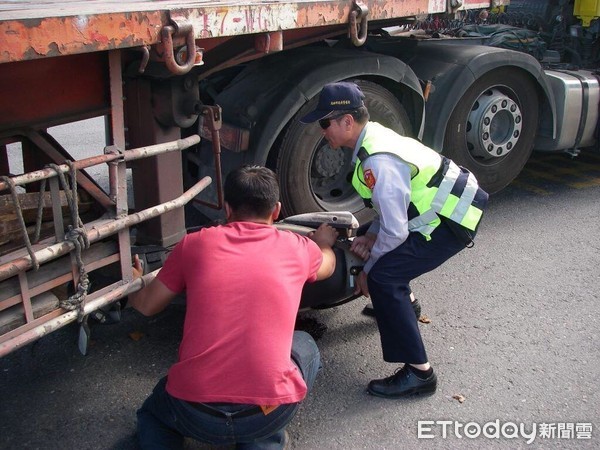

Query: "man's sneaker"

xmin=362 ymin=299 xmax=422 ymax=320
xmin=367 ymin=365 xmax=437 ymax=398
xmin=282 ymin=430 xmax=290 ymax=450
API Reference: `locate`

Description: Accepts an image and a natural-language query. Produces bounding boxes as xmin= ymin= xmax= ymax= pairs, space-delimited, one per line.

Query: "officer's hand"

xmin=350 ymin=235 xmax=373 ymax=261
xmin=354 ymin=271 xmax=369 ymax=297
xmin=310 ymin=223 xmax=339 ymax=248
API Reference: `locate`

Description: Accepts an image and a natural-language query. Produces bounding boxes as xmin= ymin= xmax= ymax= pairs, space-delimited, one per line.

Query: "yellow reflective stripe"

xmin=439 ymin=195 xmax=459 ymax=218
xmin=461 ymin=205 xmax=483 ymax=229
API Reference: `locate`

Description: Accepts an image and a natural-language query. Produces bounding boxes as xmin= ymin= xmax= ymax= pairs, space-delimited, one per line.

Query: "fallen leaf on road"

xmin=419 ymin=315 xmax=431 ymax=324
xmin=129 ymin=331 xmax=145 ymax=341
xmin=453 ymin=394 xmax=466 ymax=403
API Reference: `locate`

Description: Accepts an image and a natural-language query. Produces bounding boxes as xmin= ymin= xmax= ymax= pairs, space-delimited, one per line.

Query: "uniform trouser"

xmin=367 ymin=220 xmax=467 ymax=364
xmin=136 ymin=331 xmax=320 ymax=449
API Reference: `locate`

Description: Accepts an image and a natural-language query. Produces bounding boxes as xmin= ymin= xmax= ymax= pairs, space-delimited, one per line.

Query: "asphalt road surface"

xmin=1 ymin=137 xmax=599 ymax=449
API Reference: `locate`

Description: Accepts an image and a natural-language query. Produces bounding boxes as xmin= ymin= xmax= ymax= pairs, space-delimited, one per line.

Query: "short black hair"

xmin=224 ymin=165 xmax=280 ymax=218
xmin=352 ymin=105 xmax=370 ymax=124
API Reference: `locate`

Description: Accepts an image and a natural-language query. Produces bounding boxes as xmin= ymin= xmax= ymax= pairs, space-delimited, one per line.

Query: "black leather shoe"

xmin=361 ymin=304 xmax=376 ymax=316
xmin=367 ymin=365 xmax=437 ymax=398
xmin=362 ymin=299 xmax=422 ymax=320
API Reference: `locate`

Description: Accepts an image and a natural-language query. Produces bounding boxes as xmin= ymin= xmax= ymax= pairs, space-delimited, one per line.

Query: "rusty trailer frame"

xmin=0 ymin=136 xmax=210 ymax=358
xmin=0 ymin=1 xmax=506 ymax=356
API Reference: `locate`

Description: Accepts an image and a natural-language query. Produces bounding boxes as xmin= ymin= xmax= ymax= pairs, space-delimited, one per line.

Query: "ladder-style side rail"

xmin=0 ymin=134 xmax=209 ymax=358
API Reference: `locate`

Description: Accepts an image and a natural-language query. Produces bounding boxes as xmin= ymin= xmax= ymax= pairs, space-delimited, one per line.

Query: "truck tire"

xmin=442 ymin=70 xmax=539 ymax=194
xmin=275 ymin=80 xmax=412 ymax=223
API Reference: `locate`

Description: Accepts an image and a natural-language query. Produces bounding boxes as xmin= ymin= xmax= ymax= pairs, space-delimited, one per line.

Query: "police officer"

xmin=300 ymin=82 xmax=488 ymax=398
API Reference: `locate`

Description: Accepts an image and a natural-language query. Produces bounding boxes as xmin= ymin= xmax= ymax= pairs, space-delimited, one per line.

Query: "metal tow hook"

xmin=162 ymin=16 xmax=198 ymax=75
xmin=349 ymin=1 xmax=369 ymax=47
xmin=195 ymin=105 xmax=225 ymax=210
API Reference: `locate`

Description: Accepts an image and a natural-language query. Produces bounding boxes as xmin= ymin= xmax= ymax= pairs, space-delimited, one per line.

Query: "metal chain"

xmin=47 ymin=162 xmax=90 ymax=319
xmin=59 ymin=227 xmax=90 ymax=319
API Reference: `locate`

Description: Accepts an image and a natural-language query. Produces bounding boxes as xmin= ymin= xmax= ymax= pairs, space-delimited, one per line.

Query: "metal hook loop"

xmin=161 ymin=18 xmax=196 ymax=75
xmin=349 ymin=2 xmax=369 ymax=47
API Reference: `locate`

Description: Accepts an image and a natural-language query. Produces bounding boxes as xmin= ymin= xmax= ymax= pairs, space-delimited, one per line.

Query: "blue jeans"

xmin=137 ymin=331 xmax=320 ymax=449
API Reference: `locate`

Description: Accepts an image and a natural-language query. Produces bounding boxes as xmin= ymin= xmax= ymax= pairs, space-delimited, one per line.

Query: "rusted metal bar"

xmin=108 ymin=50 xmax=126 ymax=151
xmin=17 ymin=272 xmax=33 ymax=323
xmin=135 ymin=46 xmax=151 ymax=74
xmin=193 ymin=106 xmax=224 ymax=210
xmin=0 ymin=250 xmax=120 ymax=311
xmin=0 ymin=268 xmax=159 ymax=358
xmin=0 ymin=135 xmax=200 ymax=192
xmin=0 ymin=175 xmax=212 ymax=282
xmin=24 ymin=130 xmax=114 ymax=211
xmin=107 ymin=50 xmax=133 ymax=290
xmin=48 ymin=177 xmax=65 ymax=241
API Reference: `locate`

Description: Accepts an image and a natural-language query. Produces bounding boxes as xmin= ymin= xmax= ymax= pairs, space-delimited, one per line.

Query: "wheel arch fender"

xmin=212 ymin=47 xmax=425 ymax=167
xmin=404 ymin=43 xmax=558 ymax=151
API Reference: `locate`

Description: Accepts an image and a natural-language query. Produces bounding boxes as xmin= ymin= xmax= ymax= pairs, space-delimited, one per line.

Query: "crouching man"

xmin=129 ymin=165 xmax=338 ymax=449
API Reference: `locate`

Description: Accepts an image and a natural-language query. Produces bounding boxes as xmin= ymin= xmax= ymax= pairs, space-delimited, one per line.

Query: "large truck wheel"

xmin=275 ymin=80 xmax=412 ymax=223
xmin=443 ymin=70 xmax=539 ymax=193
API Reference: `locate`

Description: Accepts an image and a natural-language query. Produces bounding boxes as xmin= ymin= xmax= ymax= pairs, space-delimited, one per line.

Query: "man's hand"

xmin=350 ymin=233 xmax=376 ymax=261
xmin=126 ymin=254 xmax=144 ymax=310
xmin=309 ymin=223 xmax=339 ymax=248
xmin=354 ymin=271 xmax=369 ymax=297
xmin=128 ymin=256 xmax=177 ymax=317
xmin=309 ymin=223 xmax=338 ymax=281
xmin=132 ymin=254 xmax=143 ymax=280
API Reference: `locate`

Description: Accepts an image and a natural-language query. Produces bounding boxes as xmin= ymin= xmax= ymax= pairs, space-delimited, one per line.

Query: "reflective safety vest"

xmin=351 ymin=122 xmax=487 ymax=239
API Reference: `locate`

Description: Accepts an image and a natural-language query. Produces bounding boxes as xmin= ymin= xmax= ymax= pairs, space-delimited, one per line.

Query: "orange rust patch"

xmin=0 ymin=11 xmax=164 ymax=63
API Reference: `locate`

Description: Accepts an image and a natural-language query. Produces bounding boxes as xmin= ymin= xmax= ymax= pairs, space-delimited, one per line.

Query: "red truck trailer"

xmin=1 ymin=0 xmax=598 ymax=356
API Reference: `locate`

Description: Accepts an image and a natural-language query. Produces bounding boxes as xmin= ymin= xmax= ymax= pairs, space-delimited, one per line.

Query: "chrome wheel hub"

xmin=466 ymin=88 xmax=522 ymax=159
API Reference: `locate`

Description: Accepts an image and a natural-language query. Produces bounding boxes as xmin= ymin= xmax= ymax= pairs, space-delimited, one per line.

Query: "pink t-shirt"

xmin=157 ymin=221 xmax=323 ymax=405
